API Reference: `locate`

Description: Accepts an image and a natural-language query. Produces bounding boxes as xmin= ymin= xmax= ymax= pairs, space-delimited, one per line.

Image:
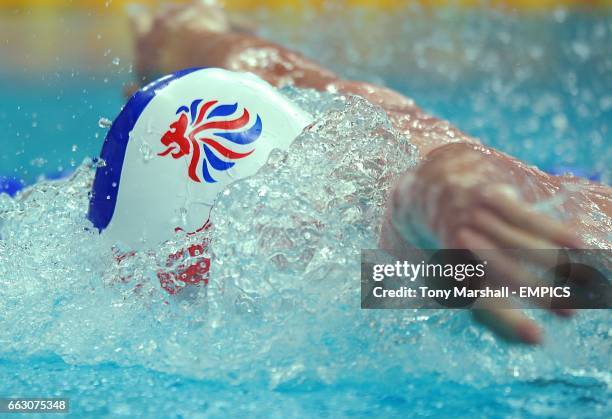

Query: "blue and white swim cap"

xmin=88 ymin=68 xmax=312 ymax=249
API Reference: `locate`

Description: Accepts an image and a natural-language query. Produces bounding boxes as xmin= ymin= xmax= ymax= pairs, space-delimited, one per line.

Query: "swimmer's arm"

xmin=129 ymin=3 xmax=338 ymax=91
xmin=129 ymin=2 xmax=606 ymax=345
xmin=382 ymin=142 xmax=586 ymax=344
xmin=129 ymin=4 xmax=464 ymax=157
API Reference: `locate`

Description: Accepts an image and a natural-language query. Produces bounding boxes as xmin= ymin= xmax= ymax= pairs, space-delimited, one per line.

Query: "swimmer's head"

xmin=89 ymin=68 xmax=312 ymax=250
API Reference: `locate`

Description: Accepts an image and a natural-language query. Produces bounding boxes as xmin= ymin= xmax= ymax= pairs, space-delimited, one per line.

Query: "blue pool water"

xmin=1 ymin=7 xmax=611 ymax=419
xmin=0 ymin=72 xmax=123 ymax=186
xmin=1 ymin=354 xmax=609 ymax=418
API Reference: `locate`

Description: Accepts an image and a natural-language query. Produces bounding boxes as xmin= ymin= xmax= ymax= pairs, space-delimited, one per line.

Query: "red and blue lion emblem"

xmin=158 ymin=99 xmax=262 ymax=183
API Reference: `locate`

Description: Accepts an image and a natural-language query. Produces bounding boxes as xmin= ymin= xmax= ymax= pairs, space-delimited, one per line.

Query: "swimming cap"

xmin=0 ymin=176 xmax=25 ymax=197
xmin=88 ymin=68 xmax=312 ymax=250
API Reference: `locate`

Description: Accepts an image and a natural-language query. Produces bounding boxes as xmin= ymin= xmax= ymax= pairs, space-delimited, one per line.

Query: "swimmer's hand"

xmin=126 ymin=0 xmax=256 ymax=91
xmin=385 ymin=143 xmax=583 ymax=345
xmin=127 ymin=0 xmax=232 ymax=87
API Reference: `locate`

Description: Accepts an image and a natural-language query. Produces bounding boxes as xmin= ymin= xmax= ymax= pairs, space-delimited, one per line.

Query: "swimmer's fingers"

xmin=150 ymin=0 xmax=229 ymax=33
xmin=472 ymin=303 xmax=542 ymax=345
xmin=456 ymin=228 xmax=573 ymax=316
xmin=126 ymin=3 xmax=153 ymax=37
xmin=128 ymin=0 xmax=228 ymax=40
xmin=469 ymin=208 xmax=562 ymax=267
xmin=479 ymin=188 xmax=583 ymax=249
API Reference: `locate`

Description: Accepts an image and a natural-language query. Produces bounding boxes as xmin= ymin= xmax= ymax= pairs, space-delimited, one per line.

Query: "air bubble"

xmin=98 ymin=117 xmax=112 ymax=129
xmin=139 ymin=141 xmax=153 ymax=161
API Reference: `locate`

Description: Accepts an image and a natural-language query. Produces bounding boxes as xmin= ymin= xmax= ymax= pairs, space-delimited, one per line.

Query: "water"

xmin=1 ymin=5 xmax=611 ymax=418
xmin=1 ymin=87 xmax=610 ymax=418
xmin=257 ymin=6 xmax=612 ymax=183
xmin=2 ymin=9 xmax=610 ymax=185
xmin=0 ymin=72 xmax=124 ymax=187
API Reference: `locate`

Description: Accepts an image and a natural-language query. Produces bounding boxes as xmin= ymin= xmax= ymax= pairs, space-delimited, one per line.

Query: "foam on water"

xmin=254 ymin=4 xmax=612 ymax=184
xmin=0 ymin=88 xmax=610 ymax=416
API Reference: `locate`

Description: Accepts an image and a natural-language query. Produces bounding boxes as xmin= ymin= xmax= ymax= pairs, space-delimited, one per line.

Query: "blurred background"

xmin=1 ymin=0 xmax=611 ymax=189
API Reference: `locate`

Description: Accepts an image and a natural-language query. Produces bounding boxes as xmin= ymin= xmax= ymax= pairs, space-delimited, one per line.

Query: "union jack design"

xmin=157 ymin=99 xmax=263 ymax=183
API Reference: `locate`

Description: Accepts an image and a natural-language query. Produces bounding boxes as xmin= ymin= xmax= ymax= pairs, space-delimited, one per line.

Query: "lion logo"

xmin=158 ymin=99 xmax=262 ymax=183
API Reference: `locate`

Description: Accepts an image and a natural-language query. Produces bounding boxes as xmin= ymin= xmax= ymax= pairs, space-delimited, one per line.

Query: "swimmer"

xmin=124 ymin=1 xmax=611 ymax=344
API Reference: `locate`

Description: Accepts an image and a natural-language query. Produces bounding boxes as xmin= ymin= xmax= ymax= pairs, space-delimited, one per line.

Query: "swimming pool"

xmin=0 ymin=5 xmax=611 ymax=418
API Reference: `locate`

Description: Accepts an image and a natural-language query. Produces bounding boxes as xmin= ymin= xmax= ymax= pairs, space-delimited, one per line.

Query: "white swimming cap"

xmin=88 ymin=68 xmax=312 ymax=250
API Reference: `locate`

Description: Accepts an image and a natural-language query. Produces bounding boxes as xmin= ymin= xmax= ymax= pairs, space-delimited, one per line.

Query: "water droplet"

xmin=139 ymin=141 xmax=153 ymax=161
xmin=571 ymin=41 xmax=591 ymax=61
xmin=553 ymin=7 xmax=567 ymax=23
xmin=599 ymin=96 xmax=612 ymax=111
xmin=29 ymin=157 xmax=47 ymax=168
xmin=98 ymin=117 xmax=112 ymax=129
xmin=112 ymin=57 xmax=120 ymax=66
